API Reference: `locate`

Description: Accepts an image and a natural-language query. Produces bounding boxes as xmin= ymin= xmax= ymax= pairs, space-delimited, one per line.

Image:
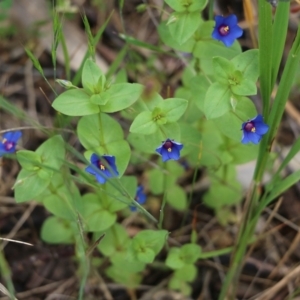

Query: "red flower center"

xmin=163 ymin=141 xmax=173 ymax=152
xmin=219 ymin=25 xmax=230 ymax=36
xmin=244 ymin=122 xmax=256 ymax=133
xmin=4 ymin=140 xmax=14 ymax=151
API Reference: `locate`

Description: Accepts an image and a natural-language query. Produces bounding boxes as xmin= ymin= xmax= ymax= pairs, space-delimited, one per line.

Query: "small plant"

xmin=1 ymin=0 xmax=300 ymax=299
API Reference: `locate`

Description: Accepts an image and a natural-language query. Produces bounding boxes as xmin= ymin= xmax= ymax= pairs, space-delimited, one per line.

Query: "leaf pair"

xmin=52 ymin=59 xmax=143 ymax=116
xmin=204 ymin=49 xmax=259 ymax=119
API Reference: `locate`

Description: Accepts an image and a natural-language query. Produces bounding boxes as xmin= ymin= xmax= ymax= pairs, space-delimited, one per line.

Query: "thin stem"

xmin=98 ymin=112 xmax=109 ymax=153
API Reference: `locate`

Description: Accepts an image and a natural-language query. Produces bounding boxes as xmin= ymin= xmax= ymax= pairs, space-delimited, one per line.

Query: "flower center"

xmin=163 ymin=141 xmax=173 ymax=152
xmin=245 ymin=122 xmax=256 ymax=133
xmin=98 ymin=160 xmax=106 ymax=170
xmin=219 ymin=25 xmax=230 ymax=36
xmin=2 ymin=139 xmax=15 ymax=151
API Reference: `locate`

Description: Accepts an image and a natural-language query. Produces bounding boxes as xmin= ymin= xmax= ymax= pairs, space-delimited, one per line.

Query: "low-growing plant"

xmin=1 ymin=0 xmax=300 ymax=299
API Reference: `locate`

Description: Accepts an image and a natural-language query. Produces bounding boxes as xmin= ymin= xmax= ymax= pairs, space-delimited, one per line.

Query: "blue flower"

xmin=155 ymin=139 xmax=183 ymax=162
xmin=241 ymin=115 xmax=269 ymax=144
xmin=0 ymin=131 xmax=22 ymax=157
xmin=85 ymin=153 xmax=119 ymax=184
xmin=212 ymin=14 xmax=243 ymax=47
xmin=130 ymin=185 xmax=147 ymax=211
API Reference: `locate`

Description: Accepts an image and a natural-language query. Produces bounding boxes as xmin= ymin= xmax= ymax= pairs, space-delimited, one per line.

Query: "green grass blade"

xmin=262 ymin=170 xmax=300 ymax=209
xmin=254 ymin=24 xmax=300 ymax=182
xmin=258 ymin=0 xmax=273 ymax=118
xmin=72 ymin=11 xmax=114 ymax=86
xmin=106 ymin=45 xmax=128 ymax=79
xmin=271 ymin=1 xmax=290 ymax=88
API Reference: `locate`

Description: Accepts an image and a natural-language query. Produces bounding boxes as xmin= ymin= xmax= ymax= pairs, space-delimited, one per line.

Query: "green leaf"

xmin=137 ymin=248 xmax=155 ymax=264
xmin=97 ymin=223 xmax=130 ymax=257
xmin=180 ymin=123 xmax=202 ymax=157
xmin=231 ymin=77 xmax=257 ymax=96
xmin=42 ymin=174 xmax=82 ymax=221
xmin=174 ymin=264 xmax=197 ymax=282
xmin=166 ymin=244 xmax=201 ymax=269
xmin=213 ymin=96 xmax=257 ymax=142
xmin=166 ymin=185 xmax=187 ymax=211
xmin=106 ymin=265 xmax=141 ymax=288
xmin=166 ymin=247 xmax=184 ymax=269
xmin=52 ymin=89 xmax=99 ymax=116
xmin=130 ymin=230 xmax=168 ymax=263
xmin=128 ymin=122 xmax=181 ymax=154
xmin=99 ymin=83 xmax=143 ymax=113
xmin=193 ymin=21 xmax=241 ymax=60
xmin=41 ymin=216 xmax=74 ymax=244
xmin=85 ymin=176 xmax=136 ymax=216
xmin=188 ymin=75 xmax=211 ymax=113
xmin=90 ymin=93 xmax=108 ymax=106
xmin=78 ymin=113 xmax=124 ymax=149
xmin=129 ymin=111 xmax=158 ymax=135
xmin=110 ymin=252 xmax=145 ymax=273
xmin=187 ymin=0 xmax=207 ymax=12
xmin=204 ymin=82 xmax=231 ymax=119
xmin=168 ymin=11 xmax=202 ymax=45
xmin=165 ymin=0 xmax=207 ymax=12
xmin=228 ymin=142 xmax=259 ymax=165
xmin=158 ymin=21 xmax=194 ymax=52
xmin=36 ymin=135 xmax=66 ymax=171
xmin=169 ymin=276 xmax=192 ymax=296
xmin=16 ymin=150 xmax=42 ymax=171
xmin=148 ymin=168 xmax=164 ymax=194
xmin=213 ymin=56 xmax=235 ymax=85
xmin=203 ymin=180 xmax=242 ymax=210
xmin=164 ymin=0 xmax=186 ymax=12
xmin=158 ymin=98 xmax=188 ymax=122
xmin=232 ymin=49 xmax=259 ymax=82
xmin=180 ymin=243 xmax=201 ymax=264
xmin=82 ymin=58 xmax=104 ymax=94
xmin=14 ymin=169 xmax=51 ymax=202
xmin=148 ymin=161 xmax=184 ymax=195
xmin=81 ymin=193 xmax=117 ymax=231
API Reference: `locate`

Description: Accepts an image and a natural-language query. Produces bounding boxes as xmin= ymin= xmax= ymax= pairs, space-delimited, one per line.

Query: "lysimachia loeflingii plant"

xmin=1 ymin=0 xmax=300 ymax=298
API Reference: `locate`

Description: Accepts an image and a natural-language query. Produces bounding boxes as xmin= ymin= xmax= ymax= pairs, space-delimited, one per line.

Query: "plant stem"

xmin=219 ymin=18 xmax=300 ymax=300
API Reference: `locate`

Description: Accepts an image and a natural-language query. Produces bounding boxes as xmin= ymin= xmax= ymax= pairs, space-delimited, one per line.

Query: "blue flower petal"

xmin=3 ymin=131 xmax=22 ymax=142
xmin=155 ymin=145 xmax=163 ymax=155
xmin=85 ymin=153 xmax=119 ymax=184
xmin=253 ymin=114 xmax=264 ymax=123
xmin=95 ymin=173 xmax=107 ymax=184
xmin=168 ymin=147 xmax=180 ymax=160
xmin=226 ymin=14 xmax=238 ymax=26
xmin=90 ymin=153 xmax=99 ymax=164
xmin=130 ymin=186 xmax=147 ymax=211
xmin=241 ymin=132 xmax=252 ymax=144
xmin=255 ymin=123 xmax=269 ymax=135
xmin=85 ymin=165 xmax=96 ymax=175
xmin=223 ymin=35 xmax=236 ymax=47
xmin=212 ymin=14 xmax=243 ymax=47
xmin=251 ymin=133 xmax=262 ymax=144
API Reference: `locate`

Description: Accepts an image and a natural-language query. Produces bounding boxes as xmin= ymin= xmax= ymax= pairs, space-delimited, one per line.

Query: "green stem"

xmin=270 ymin=1 xmax=290 ymax=89
xmin=218 ymin=182 xmax=259 ymax=300
xmin=158 ymin=162 xmax=168 ymax=229
xmin=219 ymin=20 xmax=300 ymax=300
xmin=255 ymin=24 xmax=300 ymax=182
xmin=98 ymin=112 xmax=109 ymax=153
xmin=258 ymin=0 xmax=273 ymax=119
xmin=0 ymin=251 xmax=15 ymax=299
